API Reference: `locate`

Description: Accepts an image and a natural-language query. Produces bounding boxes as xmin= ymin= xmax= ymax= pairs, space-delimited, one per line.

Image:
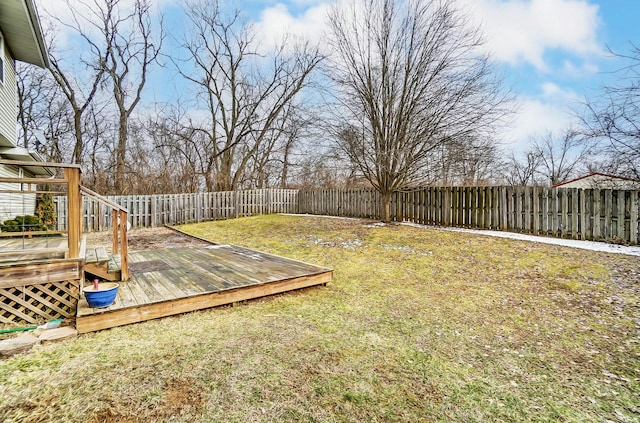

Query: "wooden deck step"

xmin=84 ymin=247 xmax=122 ymax=281
xmin=85 ymin=247 xmax=109 ymax=264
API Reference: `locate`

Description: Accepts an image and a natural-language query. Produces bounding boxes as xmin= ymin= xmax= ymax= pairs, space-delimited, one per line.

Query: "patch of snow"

xmin=280 ymin=213 xmax=640 ymax=257
xmin=305 ymin=236 xmax=363 ymax=250
xmin=280 ymin=213 xmax=361 ymax=221
xmin=400 ymin=222 xmax=640 ymax=257
xmin=365 ymin=222 xmax=386 ymax=228
xmin=378 ymin=243 xmax=432 ymax=256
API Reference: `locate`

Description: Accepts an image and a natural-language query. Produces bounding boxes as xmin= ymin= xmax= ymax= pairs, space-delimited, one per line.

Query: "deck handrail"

xmin=79 ymin=186 xmax=129 ymax=281
xmin=79 ymin=186 xmax=128 ymax=212
xmin=0 ymin=159 xmax=129 ymax=281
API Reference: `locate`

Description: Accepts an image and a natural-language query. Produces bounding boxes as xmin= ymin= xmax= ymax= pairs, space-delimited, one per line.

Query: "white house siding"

xmin=0 ymin=164 xmax=36 ymax=224
xmin=0 ymin=35 xmax=17 ymax=146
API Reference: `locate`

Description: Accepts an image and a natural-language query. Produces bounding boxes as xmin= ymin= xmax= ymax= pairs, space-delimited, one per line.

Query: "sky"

xmin=244 ymin=0 xmax=640 ymax=151
xmin=38 ymin=0 xmax=640 ymax=153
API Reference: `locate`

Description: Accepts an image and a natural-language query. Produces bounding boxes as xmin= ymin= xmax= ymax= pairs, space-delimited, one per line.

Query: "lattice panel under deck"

xmin=0 ymin=281 xmax=80 ymax=324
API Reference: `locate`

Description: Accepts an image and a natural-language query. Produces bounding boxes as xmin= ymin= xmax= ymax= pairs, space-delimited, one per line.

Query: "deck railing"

xmin=0 ymin=159 xmax=129 ymax=279
xmin=80 ymin=186 xmax=129 ymax=281
xmin=0 ymin=160 xmax=85 ymax=324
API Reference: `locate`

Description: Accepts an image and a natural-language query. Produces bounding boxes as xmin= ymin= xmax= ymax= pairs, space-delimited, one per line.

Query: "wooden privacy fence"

xmin=298 ymin=186 xmax=640 ymax=244
xmin=54 ymin=189 xmax=299 ymax=232
xmin=297 ymin=188 xmax=382 ymax=219
xmin=53 ymin=186 xmax=640 ymax=244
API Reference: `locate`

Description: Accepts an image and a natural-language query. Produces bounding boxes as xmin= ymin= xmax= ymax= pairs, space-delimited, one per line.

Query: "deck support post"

xmin=65 ymin=167 xmax=82 ymax=258
xmin=112 ymin=209 xmax=119 ymax=254
xmin=119 ymin=209 xmax=129 ymax=280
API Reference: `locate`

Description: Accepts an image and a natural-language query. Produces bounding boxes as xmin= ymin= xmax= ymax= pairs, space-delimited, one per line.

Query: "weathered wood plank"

xmin=593 ymin=189 xmax=601 ymax=241
xmin=630 ymin=191 xmax=639 ymax=244
xmin=561 ymin=189 xmax=569 ymax=238
xmin=532 ymin=187 xmax=540 ymax=235
xmin=115 ymin=281 xmax=139 ymax=308
xmin=0 ymin=259 xmax=82 ymax=288
xmin=616 ymin=190 xmax=625 ymax=240
xmin=76 ymin=244 xmax=333 ymax=331
xmin=0 ymin=248 xmax=67 ymax=261
xmin=604 ymin=190 xmax=613 ymax=239
xmin=95 ymin=247 xmax=109 ymax=263
xmin=580 ymin=189 xmax=587 ymax=240
xmin=76 ymin=271 xmax=332 ymax=333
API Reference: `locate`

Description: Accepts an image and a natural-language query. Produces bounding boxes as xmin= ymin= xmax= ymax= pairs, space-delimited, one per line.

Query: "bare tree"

xmin=15 ymin=55 xmax=78 ymax=164
xmin=16 ymin=64 xmax=50 ymax=148
xmin=94 ymin=0 xmax=163 ymax=192
xmin=450 ymin=137 xmax=505 ymax=185
xmin=44 ymin=16 xmax=108 ymax=165
xmin=504 ymin=151 xmax=542 ymax=186
xmin=175 ymin=0 xmax=322 ymax=191
xmin=326 ymin=0 xmax=511 ymax=221
xmin=45 ymin=0 xmax=162 ymax=191
xmin=502 ymin=130 xmax=590 ymax=186
xmin=278 ymin=111 xmax=312 ymax=189
xmin=580 ymin=44 xmax=640 ymax=178
xmin=531 ymin=130 xmax=590 ymax=186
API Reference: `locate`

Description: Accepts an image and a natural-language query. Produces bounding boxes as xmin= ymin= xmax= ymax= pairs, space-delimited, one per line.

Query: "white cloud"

xmin=540 ymin=82 xmax=580 ymax=101
xmin=252 ymin=2 xmax=330 ymax=51
xmin=561 ymin=59 xmax=599 ymax=77
xmin=251 ymin=0 xmax=604 ymax=70
xmin=504 ymin=82 xmax=582 ymax=151
xmin=506 ymin=100 xmax=571 ymax=148
xmin=462 ymin=0 xmax=603 ymax=70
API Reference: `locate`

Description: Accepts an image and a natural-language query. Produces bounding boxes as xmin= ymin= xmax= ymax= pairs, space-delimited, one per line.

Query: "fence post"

xmin=616 ymin=190 xmax=625 ymax=240
xmin=604 ymin=190 xmax=613 ymax=239
xmin=234 ymin=190 xmax=240 ymax=219
xmin=593 ymin=189 xmax=601 ymax=240
xmin=571 ymin=188 xmax=579 ymax=239
xmin=630 ymin=191 xmax=639 ymax=244
xmin=560 ymin=189 xmax=568 ymax=238
xmin=579 ymin=189 xmax=587 ymax=240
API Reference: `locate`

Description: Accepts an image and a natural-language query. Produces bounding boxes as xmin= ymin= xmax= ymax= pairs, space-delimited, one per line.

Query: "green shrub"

xmin=0 ymin=215 xmax=47 ymax=232
xmin=36 ymin=185 xmax=57 ymax=230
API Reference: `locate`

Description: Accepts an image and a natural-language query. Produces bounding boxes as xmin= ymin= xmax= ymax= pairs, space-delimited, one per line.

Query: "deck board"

xmin=116 ymin=281 xmax=138 ymax=308
xmin=202 ymin=245 xmax=318 ymax=282
xmin=76 ymin=245 xmax=332 ymax=333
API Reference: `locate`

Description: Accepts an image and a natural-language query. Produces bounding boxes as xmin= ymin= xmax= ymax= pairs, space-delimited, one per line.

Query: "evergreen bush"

xmin=0 ymin=215 xmax=47 ymax=232
xmin=36 ymin=185 xmax=57 ymax=230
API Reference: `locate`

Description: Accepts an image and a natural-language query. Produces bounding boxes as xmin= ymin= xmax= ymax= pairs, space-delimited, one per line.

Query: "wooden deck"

xmin=76 ymin=245 xmax=332 ymax=333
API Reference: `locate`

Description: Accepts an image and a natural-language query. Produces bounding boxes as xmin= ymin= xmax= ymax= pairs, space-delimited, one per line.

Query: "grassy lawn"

xmin=1 ymin=215 xmax=639 ymax=422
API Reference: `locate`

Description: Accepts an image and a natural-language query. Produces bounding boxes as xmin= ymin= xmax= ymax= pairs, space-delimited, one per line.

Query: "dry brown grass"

xmin=1 ymin=215 xmax=639 ymax=422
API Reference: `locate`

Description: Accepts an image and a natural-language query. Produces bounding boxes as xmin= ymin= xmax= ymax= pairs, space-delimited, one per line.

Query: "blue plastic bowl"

xmin=84 ymin=283 xmax=119 ymax=308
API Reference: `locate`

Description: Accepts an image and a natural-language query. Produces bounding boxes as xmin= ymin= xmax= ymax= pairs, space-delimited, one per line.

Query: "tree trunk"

xmin=381 ymin=191 xmax=392 ymax=223
xmin=281 ymin=142 xmax=290 ymax=189
xmin=213 ymin=149 xmax=234 ymax=191
xmin=73 ymin=112 xmax=83 ymax=164
xmin=115 ymin=116 xmax=128 ymax=193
